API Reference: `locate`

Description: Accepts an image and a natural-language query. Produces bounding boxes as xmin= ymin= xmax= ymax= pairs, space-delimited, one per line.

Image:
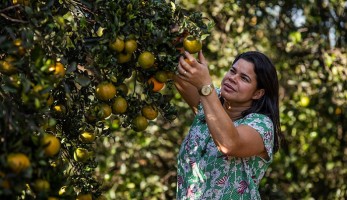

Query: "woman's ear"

xmin=252 ymin=89 xmax=265 ymax=100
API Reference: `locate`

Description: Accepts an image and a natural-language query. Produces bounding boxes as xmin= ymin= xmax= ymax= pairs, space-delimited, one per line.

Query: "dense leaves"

xmin=0 ymin=0 xmax=211 ymax=199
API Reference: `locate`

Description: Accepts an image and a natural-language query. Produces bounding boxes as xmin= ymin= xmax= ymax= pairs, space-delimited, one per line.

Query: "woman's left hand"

xmin=177 ymin=51 xmax=212 ymax=89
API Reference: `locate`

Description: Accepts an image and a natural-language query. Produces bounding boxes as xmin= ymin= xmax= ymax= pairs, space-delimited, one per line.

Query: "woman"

xmin=174 ymin=51 xmax=284 ymax=199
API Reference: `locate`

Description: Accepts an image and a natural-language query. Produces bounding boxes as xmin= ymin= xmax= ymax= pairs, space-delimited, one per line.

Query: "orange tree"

xmin=0 ymin=0 xmax=212 ymax=199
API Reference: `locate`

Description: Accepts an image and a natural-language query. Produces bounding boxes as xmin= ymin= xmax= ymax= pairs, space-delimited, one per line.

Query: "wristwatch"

xmin=199 ymin=84 xmax=214 ymax=96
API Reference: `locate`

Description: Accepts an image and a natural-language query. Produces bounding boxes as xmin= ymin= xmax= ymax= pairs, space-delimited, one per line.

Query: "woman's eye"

xmin=230 ymin=69 xmax=236 ymax=74
xmin=241 ymin=76 xmax=250 ymax=82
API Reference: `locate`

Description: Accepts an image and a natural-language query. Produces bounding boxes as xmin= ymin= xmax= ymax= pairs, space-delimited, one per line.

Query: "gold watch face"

xmin=201 ymin=85 xmax=212 ymax=95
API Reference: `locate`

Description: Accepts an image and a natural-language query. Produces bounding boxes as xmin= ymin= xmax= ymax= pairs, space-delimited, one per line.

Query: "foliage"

xmin=177 ymin=0 xmax=347 ymax=199
xmin=0 ymin=0 xmax=211 ymax=199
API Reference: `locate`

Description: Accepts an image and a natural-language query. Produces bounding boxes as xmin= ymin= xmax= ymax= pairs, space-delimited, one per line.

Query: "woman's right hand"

xmin=177 ymin=51 xmax=212 ymax=90
xmin=173 ymin=51 xmax=212 ymax=114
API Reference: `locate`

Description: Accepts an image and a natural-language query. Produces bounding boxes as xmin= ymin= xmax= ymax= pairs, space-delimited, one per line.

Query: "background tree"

xmin=172 ymin=0 xmax=346 ymax=199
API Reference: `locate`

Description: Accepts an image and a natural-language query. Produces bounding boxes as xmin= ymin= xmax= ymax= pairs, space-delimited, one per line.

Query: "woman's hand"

xmin=177 ymin=51 xmax=212 ymax=89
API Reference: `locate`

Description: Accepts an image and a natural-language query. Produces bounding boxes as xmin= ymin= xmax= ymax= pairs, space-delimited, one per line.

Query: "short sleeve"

xmin=239 ymin=113 xmax=274 ymax=161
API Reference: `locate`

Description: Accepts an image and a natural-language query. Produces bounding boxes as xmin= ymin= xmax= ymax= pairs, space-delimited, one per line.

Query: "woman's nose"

xmin=229 ymin=73 xmax=238 ymax=83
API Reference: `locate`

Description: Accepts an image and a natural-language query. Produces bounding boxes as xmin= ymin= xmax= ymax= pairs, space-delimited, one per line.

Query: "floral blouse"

xmin=177 ymin=93 xmax=274 ymax=199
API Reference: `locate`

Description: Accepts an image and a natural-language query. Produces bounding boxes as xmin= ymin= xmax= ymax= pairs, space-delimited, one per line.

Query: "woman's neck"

xmin=223 ymin=100 xmax=250 ymax=121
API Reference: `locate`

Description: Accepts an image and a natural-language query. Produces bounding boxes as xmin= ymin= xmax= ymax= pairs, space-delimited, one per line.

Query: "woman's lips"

xmin=223 ymin=83 xmax=236 ymax=92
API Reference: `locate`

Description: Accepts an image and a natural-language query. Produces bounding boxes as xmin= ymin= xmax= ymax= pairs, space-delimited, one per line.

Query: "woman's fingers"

xmin=178 ymin=50 xmax=208 ymax=78
xmin=177 ymin=62 xmax=190 ymax=77
xmin=183 ymin=51 xmax=196 ymax=65
xmin=179 ymin=56 xmax=191 ymax=72
xmin=198 ymin=50 xmax=207 ymax=65
xmin=184 ymin=51 xmax=193 ymax=59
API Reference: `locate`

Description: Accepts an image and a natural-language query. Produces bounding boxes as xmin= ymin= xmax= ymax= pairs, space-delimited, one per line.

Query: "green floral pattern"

xmin=177 ymin=92 xmax=274 ymax=199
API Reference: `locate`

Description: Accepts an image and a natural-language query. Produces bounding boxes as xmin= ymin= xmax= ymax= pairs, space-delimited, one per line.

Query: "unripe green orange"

xmin=183 ymin=36 xmax=202 ymax=54
xmin=95 ymin=82 xmax=117 ymax=101
xmin=109 ymin=37 xmax=124 ymax=52
xmin=138 ymin=51 xmax=155 ymax=69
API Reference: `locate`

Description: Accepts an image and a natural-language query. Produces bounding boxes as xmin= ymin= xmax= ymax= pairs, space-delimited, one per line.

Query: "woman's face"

xmin=220 ymin=58 xmax=264 ymax=107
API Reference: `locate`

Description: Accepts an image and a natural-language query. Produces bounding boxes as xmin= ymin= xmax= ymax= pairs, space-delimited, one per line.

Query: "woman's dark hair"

xmin=232 ymin=51 xmax=284 ymax=153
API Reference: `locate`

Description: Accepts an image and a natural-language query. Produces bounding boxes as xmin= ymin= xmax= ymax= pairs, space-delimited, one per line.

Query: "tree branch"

xmin=0 ymin=13 xmax=28 ymax=23
xmin=0 ymin=5 xmax=21 ymax=13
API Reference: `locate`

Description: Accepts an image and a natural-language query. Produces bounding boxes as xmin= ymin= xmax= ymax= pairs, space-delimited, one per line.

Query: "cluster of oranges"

xmin=4 ymin=133 xmax=61 ymax=198
xmin=0 ymin=0 xmax=209 ymax=198
xmin=109 ymin=37 xmax=138 ymax=64
xmin=93 ymin=80 xmax=160 ymax=132
xmin=102 ymin=34 xmax=202 ymax=133
xmin=100 ymin=34 xmax=200 ymax=132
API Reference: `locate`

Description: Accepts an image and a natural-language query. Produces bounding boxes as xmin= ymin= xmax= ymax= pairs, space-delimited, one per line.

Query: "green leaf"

xmin=76 ymin=75 xmax=91 ymax=87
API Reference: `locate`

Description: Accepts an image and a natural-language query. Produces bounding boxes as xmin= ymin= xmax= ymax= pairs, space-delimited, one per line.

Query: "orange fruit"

xmin=33 ymin=179 xmax=50 ymax=192
xmin=116 ymin=53 xmax=132 ymax=63
xmin=124 ymin=39 xmax=137 ymax=53
xmin=0 ymin=56 xmax=17 ymax=75
xmin=13 ymin=39 xmax=26 ymax=55
xmin=97 ymin=103 xmax=112 ymax=119
xmin=42 ymin=134 xmax=61 ymax=157
xmin=183 ymin=36 xmax=202 ymax=54
xmin=112 ymin=96 xmax=128 ymax=114
xmin=73 ymin=148 xmax=90 ymax=162
xmin=109 ymin=37 xmax=124 ymax=52
xmin=95 ymin=82 xmax=116 ymax=101
xmin=49 ymin=62 xmax=66 ymax=78
xmin=184 ymin=58 xmax=193 ymax=65
xmin=110 ymin=118 xmax=120 ymax=130
xmin=12 ymin=38 xmax=25 ymax=56
xmin=155 ymin=70 xmax=168 ymax=83
xmin=138 ymin=51 xmax=155 ymax=69
xmin=141 ymin=105 xmax=158 ymax=120
xmin=79 ymin=131 xmax=96 ymax=143
xmin=132 ymin=115 xmax=148 ymax=132
xmin=148 ymin=77 xmax=165 ymax=92
xmin=76 ymin=193 xmax=93 ymax=200
xmin=53 ymin=104 xmax=66 ymax=117
xmin=13 ymin=38 xmax=22 ymax=46
xmin=85 ymin=108 xmax=97 ymax=123
xmin=7 ymin=153 xmax=30 ymax=173
xmin=117 ymin=83 xmax=128 ymax=95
